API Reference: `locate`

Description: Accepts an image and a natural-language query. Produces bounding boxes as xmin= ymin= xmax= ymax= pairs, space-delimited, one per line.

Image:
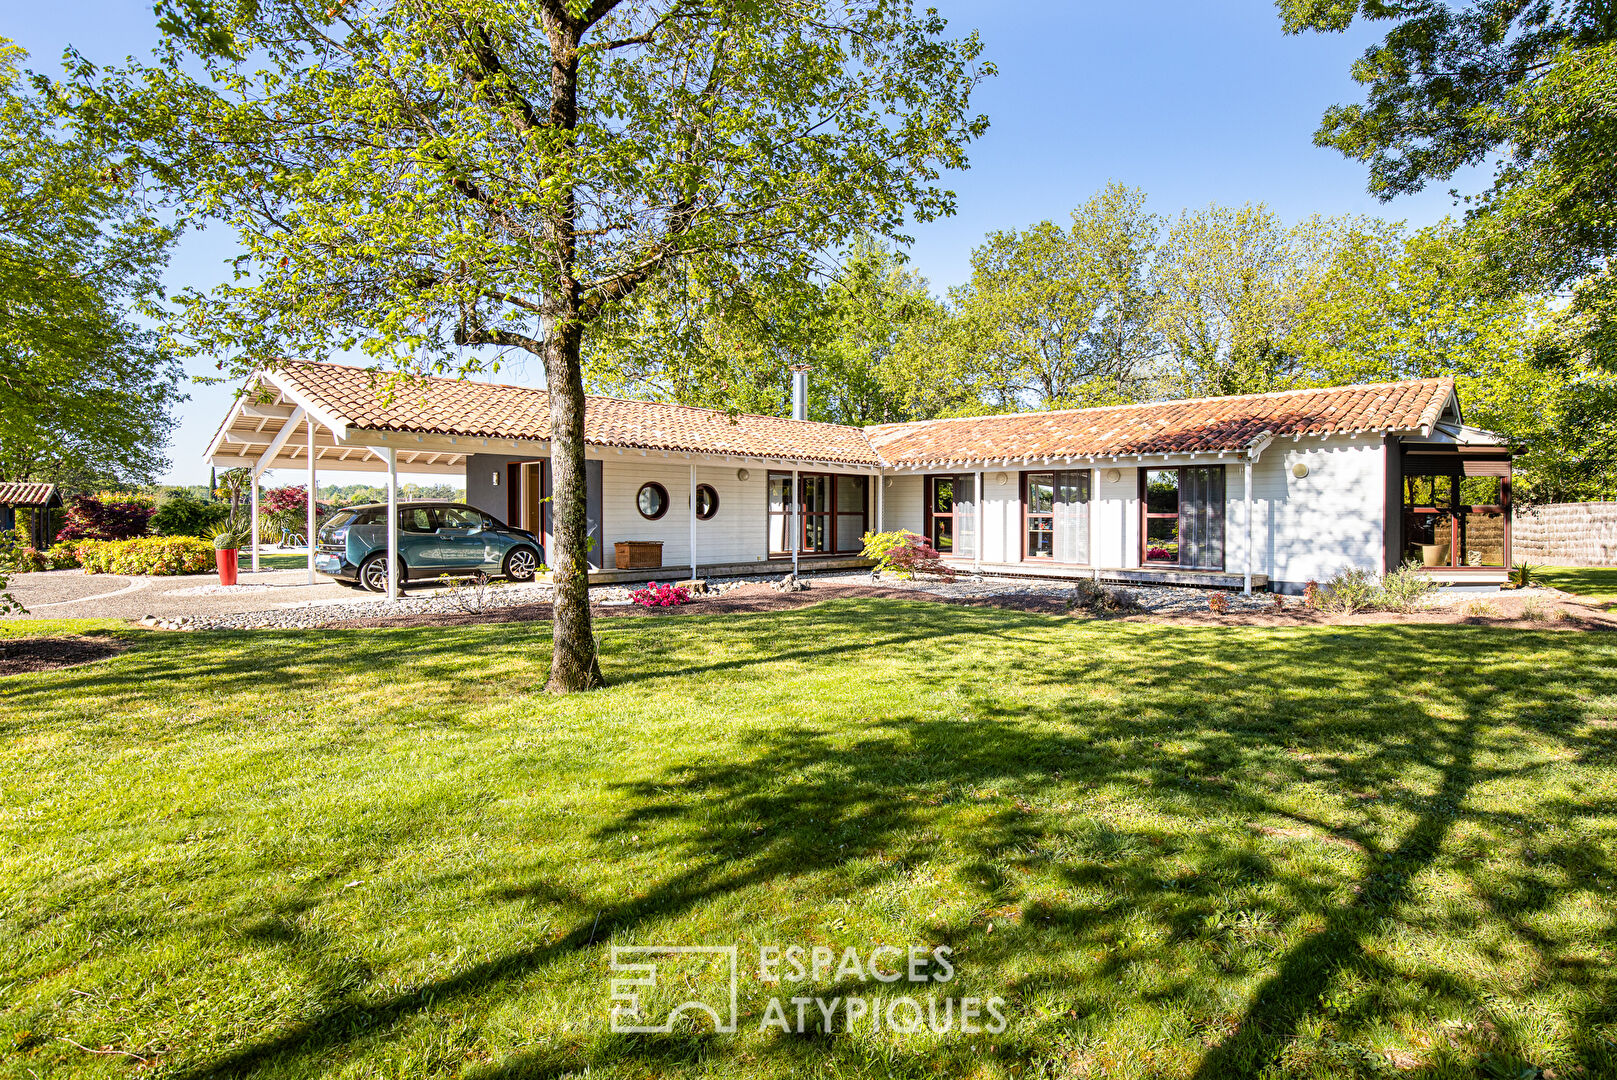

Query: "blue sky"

xmin=10 ymin=2 xmax=1480 ymax=486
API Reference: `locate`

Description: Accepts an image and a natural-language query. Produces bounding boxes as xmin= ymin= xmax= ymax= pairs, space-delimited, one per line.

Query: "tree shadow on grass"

xmin=11 ymin=603 xmax=1617 ymax=1078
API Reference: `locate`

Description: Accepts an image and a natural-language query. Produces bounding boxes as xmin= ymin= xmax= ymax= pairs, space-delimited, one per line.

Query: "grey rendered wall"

xmin=463 ymin=453 xmax=603 ymax=568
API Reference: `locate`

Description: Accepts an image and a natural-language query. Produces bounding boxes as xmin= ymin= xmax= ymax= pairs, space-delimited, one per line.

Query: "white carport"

xmin=203 ymin=370 xmax=466 ymax=601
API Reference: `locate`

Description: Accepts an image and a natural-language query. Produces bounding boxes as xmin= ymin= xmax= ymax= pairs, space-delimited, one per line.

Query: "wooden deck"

xmin=957 ymin=561 xmax=1268 ymax=589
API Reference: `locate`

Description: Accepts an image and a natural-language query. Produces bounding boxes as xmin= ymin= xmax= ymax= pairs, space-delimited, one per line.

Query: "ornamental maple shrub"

xmin=54 ymin=495 xmax=154 ymax=543
xmin=860 ymin=529 xmax=956 ymax=580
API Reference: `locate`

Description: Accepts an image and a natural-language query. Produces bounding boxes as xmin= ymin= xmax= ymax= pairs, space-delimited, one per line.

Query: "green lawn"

xmin=2 ymin=603 xmax=1616 ymax=1079
xmin=1540 ymin=565 xmax=1617 ymax=604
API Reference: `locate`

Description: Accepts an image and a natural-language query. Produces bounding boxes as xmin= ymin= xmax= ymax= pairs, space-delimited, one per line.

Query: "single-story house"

xmin=206 ymin=361 xmax=1515 ymax=593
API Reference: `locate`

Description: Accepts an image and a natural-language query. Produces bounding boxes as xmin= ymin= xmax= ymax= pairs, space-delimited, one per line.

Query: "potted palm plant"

xmin=212 ymin=520 xmax=251 ymax=585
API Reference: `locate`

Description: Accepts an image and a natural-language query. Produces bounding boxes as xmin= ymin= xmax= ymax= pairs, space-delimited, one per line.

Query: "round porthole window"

xmin=736 ymin=468 xmax=750 ymax=482
xmin=636 ymin=481 xmax=669 ymax=520
xmin=695 ymin=483 xmax=719 ymax=520
xmin=1292 ymin=462 xmax=1311 ymax=479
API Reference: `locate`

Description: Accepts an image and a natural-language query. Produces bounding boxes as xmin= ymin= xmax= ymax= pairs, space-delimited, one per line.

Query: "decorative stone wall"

xmin=1512 ymin=502 xmax=1617 ymax=566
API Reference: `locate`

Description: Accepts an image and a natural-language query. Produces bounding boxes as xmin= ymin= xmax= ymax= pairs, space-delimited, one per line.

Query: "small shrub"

xmin=629 ymin=581 xmax=692 ymax=607
xmin=1461 ymin=598 xmax=1498 ymax=618
xmin=1066 ymin=578 xmax=1140 ymax=614
xmin=860 ymin=529 xmax=955 ymax=580
xmin=76 ymin=537 xmax=215 ymax=576
xmin=151 ymin=489 xmax=230 ymax=538
xmin=1520 ymin=595 xmax=1549 ymax=621
xmin=1371 ymin=560 xmax=1438 ymax=613
xmin=55 ymin=495 xmax=155 ymax=543
xmin=1207 ymin=592 xmax=1230 ymax=615
xmin=44 ymin=543 xmax=80 ymax=570
xmin=1302 ymin=579 xmax=1321 ymax=609
xmin=0 ymin=532 xmax=47 ymax=573
xmin=1506 ymin=562 xmax=1538 ymax=590
xmin=1316 ymin=567 xmax=1378 ymax=614
xmin=1271 ymin=592 xmax=1286 ymax=612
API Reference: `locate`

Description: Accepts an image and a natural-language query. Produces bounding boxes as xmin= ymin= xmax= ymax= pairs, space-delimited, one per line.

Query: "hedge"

xmin=75 ymin=537 xmax=217 ymax=576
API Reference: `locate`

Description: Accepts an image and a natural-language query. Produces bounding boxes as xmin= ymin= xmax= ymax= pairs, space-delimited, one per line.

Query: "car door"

xmin=434 ymin=506 xmax=495 ymax=570
xmin=397 ymin=505 xmax=441 ymax=573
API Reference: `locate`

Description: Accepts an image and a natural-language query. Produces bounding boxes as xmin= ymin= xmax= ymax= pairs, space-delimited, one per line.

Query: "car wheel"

xmin=360 ymin=554 xmax=404 ymax=593
xmin=503 ymin=546 xmax=539 ymax=582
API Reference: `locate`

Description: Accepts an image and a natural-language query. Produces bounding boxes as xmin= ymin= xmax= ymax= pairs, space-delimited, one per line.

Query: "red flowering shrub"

xmin=1146 ymin=546 xmax=1174 ymax=561
xmin=630 ymin=582 xmax=692 ymax=607
xmin=1302 ymin=579 xmax=1321 ymax=609
xmin=55 ymin=495 xmax=154 ymax=543
xmin=1207 ymin=591 xmax=1230 ymax=615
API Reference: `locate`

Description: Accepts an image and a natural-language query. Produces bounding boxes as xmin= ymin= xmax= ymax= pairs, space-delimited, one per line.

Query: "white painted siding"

xmin=1232 ymin=434 xmax=1387 ymax=588
xmin=881 ymin=474 xmax=924 ymax=535
xmin=1094 ymin=466 xmax=1139 ymax=568
xmin=980 ymin=471 xmax=1015 ymax=563
xmin=598 ymin=459 xmax=884 ymax=569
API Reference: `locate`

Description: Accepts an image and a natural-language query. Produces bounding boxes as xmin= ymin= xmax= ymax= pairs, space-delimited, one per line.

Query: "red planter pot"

xmin=216 ymin=548 xmax=239 ymax=586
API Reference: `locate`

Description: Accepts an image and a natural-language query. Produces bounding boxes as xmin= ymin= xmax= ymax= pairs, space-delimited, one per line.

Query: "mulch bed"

xmin=321 ymin=582 xmax=937 ymax=629
xmin=0 ymin=636 xmax=126 ymax=676
xmin=319 ymin=581 xmax=1617 ymax=631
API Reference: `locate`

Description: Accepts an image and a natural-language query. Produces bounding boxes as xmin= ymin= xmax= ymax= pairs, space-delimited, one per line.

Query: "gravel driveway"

xmin=3 ymin=568 xmax=391 ymax=622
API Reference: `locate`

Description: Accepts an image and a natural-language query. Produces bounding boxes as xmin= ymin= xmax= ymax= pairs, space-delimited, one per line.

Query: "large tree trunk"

xmin=544 ymin=320 xmax=604 ymax=692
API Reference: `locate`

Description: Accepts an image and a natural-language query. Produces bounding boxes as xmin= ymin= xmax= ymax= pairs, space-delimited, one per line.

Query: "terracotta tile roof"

xmin=863 ymin=379 xmax=1457 ymax=467
xmin=0 ymin=482 xmax=59 ymax=507
xmin=267 ymin=362 xmax=1455 ymax=470
xmin=271 ymin=361 xmax=883 ymax=467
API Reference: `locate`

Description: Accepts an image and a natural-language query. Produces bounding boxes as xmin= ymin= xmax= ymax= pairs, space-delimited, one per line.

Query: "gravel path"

xmin=138 ymin=570 xmax=1273 ymax=630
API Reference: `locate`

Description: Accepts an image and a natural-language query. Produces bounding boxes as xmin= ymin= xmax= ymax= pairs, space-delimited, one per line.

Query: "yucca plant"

xmin=1506 ymin=562 xmax=1538 ymax=590
xmin=212 ymin=519 xmax=252 ymax=552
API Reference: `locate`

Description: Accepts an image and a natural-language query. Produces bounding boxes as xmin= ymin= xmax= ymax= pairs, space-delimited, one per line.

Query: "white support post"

xmin=250 ymin=472 xmax=260 ymax=573
xmin=689 ymin=462 xmax=698 ymax=581
xmin=386 ymin=447 xmax=400 ymax=601
xmin=306 ymin=418 xmax=317 ymax=584
xmin=791 ymin=467 xmax=800 ymax=576
xmin=975 ymin=469 xmax=984 ymax=573
xmin=876 ymin=471 xmax=884 ymax=532
xmin=1243 ymin=458 xmax=1254 ymax=595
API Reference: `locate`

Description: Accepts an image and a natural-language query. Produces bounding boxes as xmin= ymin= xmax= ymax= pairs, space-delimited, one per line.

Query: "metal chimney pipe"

xmin=790 ymin=364 xmax=809 ymax=421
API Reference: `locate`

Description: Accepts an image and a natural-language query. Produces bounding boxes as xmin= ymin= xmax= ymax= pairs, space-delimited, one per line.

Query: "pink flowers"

xmin=630 ymin=581 xmax=692 ymax=607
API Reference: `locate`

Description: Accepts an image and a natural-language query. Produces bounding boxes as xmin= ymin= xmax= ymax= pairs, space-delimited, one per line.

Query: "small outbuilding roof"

xmin=0 ymin=482 xmax=61 ymax=508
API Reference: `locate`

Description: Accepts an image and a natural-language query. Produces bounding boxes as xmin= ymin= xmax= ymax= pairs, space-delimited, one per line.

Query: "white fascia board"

xmin=258 ymin=369 xmax=351 ymax=441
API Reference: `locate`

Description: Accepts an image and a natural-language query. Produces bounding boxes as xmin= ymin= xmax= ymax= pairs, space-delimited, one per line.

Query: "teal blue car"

xmin=314 ymin=502 xmax=544 ymax=592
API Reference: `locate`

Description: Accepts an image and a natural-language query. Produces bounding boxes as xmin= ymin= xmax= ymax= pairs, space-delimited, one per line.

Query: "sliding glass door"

xmin=1140 ymin=466 xmax=1224 ymax=570
xmin=925 ymin=475 xmax=977 ymax=558
xmin=1023 ymin=470 xmax=1090 ymax=563
xmin=767 ymin=472 xmax=870 ymax=556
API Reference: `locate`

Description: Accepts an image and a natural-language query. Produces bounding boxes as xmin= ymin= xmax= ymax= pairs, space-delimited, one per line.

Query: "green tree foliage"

xmin=150 ymin=488 xmax=229 ymax=538
xmin=1152 ymin=203 xmax=1325 ymax=397
xmin=75 ymin=0 xmax=990 ymax=691
xmin=1279 ymin=1 xmax=1617 ymax=366
xmin=587 ymin=237 xmax=963 ymax=423
xmin=0 ymin=41 xmax=182 ymax=489
xmin=949 ymin=182 xmax=1162 ymax=409
xmin=316 ymin=482 xmax=465 ymax=506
